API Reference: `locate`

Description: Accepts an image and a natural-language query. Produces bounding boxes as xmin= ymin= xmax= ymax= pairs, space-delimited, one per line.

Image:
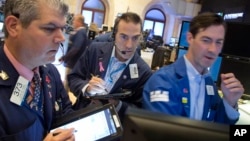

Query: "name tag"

xmin=10 ymin=76 xmax=29 ymax=106
xmin=206 ymin=85 xmax=215 ymax=95
xmin=150 ymin=90 xmax=169 ymax=102
xmin=129 ymin=64 xmax=139 ymax=79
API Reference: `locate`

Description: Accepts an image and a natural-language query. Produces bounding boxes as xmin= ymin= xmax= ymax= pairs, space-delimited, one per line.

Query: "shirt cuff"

xmin=82 ymin=84 xmax=90 ymax=96
xmin=223 ymin=98 xmax=239 ymax=120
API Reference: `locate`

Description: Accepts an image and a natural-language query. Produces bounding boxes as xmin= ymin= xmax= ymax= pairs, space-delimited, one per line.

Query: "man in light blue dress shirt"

xmin=143 ymin=12 xmax=244 ymax=124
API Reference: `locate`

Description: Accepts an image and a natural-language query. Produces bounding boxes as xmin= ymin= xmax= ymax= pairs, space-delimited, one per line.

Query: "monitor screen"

xmin=217 ymin=57 xmax=250 ymax=98
xmin=209 ymin=56 xmax=222 ymax=83
xmin=0 ymin=12 xmax=4 ymax=22
xmin=177 ymin=48 xmax=187 ymax=59
xmin=121 ymin=108 xmax=229 ymax=141
xmin=0 ymin=22 xmax=3 ymax=32
xmin=222 ymin=22 xmax=250 ymax=59
xmin=178 ymin=21 xmax=190 ymax=48
xmin=102 ymin=25 xmax=108 ymax=32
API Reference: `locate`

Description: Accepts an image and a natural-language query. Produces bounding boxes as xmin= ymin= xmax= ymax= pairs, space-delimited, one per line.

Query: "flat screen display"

xmin=222 ymin=22 xmax=250 ymax=59
xmin=178 ymin=21 xmax=190 ymax=48
xmin=218 ymin=57 xmax=250 ymax=96
xmin=121 ymin=108 xmax=229 ymax=141
xmin=0 ymin=22 xmax=3 ymax=32
xmin=209 ymin=56 xmax=222 ymax=83
xmin=51 ymin=104 xmax=123 ymax=141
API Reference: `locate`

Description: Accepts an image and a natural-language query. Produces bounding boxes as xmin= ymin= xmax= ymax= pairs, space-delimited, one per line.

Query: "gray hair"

xmin=4 ymin=0 xmax=69 ymax=37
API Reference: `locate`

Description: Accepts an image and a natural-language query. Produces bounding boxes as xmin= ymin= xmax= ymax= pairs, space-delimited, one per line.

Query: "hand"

xmin=220 ymin=73 xmax=244 ymax=107
xmin=44 ymin=128 xmax=75 ymax=141
xmin=108 ymin=99 xmax=120 ymax=107
xmin=87 ymin=75 xmax=107 ymax=95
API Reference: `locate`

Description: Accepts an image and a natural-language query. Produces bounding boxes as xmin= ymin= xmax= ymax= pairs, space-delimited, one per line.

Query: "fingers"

xmin=45 ymin=128 xmax=75 ymax=141
xmin=221 ymin=73 xmax=244 ymax=92
xmin=89 ymin=76 xmax=105 ymax=89
xmin=220 ymin=73 xmax=244 ymax=106
xmin=87 ymin=76 xmax=107 ymax=95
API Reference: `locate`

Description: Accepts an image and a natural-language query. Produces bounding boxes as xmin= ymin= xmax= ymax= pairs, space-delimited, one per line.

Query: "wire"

xmin=53 ymin=43 xmax=65 ymax=66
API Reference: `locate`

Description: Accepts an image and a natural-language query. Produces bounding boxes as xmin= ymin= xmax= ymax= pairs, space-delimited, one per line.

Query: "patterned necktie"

xmin=30 ymin=71 xmax=41 ymax=111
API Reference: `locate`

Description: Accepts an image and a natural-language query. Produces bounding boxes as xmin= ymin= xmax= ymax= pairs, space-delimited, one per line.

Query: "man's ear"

xmin=186 ymin=32 xmax=193 ymax=45
xmin=4 ymin=16 xmax=20 ymax=37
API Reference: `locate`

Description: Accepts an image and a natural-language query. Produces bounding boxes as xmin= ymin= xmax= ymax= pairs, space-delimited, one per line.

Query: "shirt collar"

xmin=184 ymin=55 xmax=209 ymax=82
xmin=4 ymin=45 xmax=34 ymax=81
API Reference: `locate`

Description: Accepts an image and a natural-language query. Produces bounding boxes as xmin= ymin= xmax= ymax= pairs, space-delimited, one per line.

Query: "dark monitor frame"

xmin=121 ymin=108 xmax=229 ymax=141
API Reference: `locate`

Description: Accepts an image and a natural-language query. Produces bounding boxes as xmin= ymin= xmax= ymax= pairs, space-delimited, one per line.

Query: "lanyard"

xmin=107 ymin=57 xmax=126 ymax=83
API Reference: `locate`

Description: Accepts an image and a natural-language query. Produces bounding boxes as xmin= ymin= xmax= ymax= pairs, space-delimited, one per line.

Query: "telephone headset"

xmin=53 ymin=43 xmax=64 ymax=65
xmin=112 ymin=12 xmax=143 ymax=55
xmin=112 ymin=13 xmax=143 ymax=41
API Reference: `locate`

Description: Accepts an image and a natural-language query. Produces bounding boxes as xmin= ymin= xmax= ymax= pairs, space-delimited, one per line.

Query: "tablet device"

xmin=88 ymin=89 xmax=132 ymax=100
xmin=50 ymin=104 xmax=123 ymax=141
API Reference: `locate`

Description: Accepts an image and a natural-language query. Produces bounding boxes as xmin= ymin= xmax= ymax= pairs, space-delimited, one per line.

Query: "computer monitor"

xmin=222 ymin=22 xmax=250 ymax=59
xmin=177 ymin=48 xmax=187 ymax=59
xmin=0 ymin=12 xmax=4 ymax=22
xmin=209 ymin=56 xmax=222 ymax=83
xmin=217 ymin=57 xmax=250 ymax=99
xmin=102 ymin=24 xmax=108 ymax=32
xmin=178 ymin=21 xmax=190 ymax=48
xmin=121 ymin=108 xmax=229 ymax=141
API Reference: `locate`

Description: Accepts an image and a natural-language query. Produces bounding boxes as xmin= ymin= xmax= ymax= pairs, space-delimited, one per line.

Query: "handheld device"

xmin=51 ymin=104 xmax=123 ymax=141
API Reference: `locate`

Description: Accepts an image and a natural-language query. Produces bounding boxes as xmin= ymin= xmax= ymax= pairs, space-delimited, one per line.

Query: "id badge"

xmin=129 ymin=64 xmax=139 ymax=79
xmin=206 ymin=85 xmax=215 ymax=95
xmin=10 ymin=76 xmax=29 ymax=106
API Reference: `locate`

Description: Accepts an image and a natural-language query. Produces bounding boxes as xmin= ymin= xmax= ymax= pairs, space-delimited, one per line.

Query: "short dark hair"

xmin=4 ymin=0 xmax=68 ymax=37
xmin=112 ymin=12 xmax=142 ymax=39
xmin=189 ymin=12 xmax=226 ymax=37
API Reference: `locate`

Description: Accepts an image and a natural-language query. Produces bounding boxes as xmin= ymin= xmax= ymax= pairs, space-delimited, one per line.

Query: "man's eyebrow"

xmin=201 ymin=36 xmax=224 ymax=41
xmin=119 ymin=33 xmax=141 ymax=37
xmin=42 ymin=22 xmax=66 ymax=28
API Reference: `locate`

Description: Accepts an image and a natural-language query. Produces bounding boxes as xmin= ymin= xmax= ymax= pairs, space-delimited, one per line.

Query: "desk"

xmin=236 ymin=100 xmax=250 ymax=125
xmin=219 ymin=90 xmax=250 ymax=124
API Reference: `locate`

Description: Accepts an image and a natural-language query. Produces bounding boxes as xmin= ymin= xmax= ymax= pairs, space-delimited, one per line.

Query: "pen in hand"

xmin=52 ymin=132 xmax=61 ymax=136
xmin=52 ymin=129 xmax=77 ymax=136
xmin=90 ymin=73 xmax=108 ymax=93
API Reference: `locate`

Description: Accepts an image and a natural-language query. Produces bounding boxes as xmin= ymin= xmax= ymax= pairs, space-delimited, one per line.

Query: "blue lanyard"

xmin=107 ymin=57 xmax=126 ymax=83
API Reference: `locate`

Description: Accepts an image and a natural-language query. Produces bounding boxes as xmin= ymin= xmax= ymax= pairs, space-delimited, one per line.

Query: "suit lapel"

xmin=174 ymin=57 xmax=191 ymax=117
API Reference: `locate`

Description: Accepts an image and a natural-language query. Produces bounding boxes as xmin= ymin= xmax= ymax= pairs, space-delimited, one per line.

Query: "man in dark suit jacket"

xmin=0 ymin=0 xmax=74 ymax=140
xmin=93 ymin=31 xmax=142 ymax=56
xmin=60 ymin=14 xmax=89 ymax=92
xmin=68 ymin=12 xmax=152 ymax=121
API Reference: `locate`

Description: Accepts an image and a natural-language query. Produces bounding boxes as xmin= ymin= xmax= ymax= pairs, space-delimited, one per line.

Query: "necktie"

xmin=30 ymin=71 xmax=41 ymax=111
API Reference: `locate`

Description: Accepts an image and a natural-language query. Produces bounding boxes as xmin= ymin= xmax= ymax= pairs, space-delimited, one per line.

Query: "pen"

xmin=52 ymin=130 xmax=77 ymax=136
xmin=90 ymin=73 xmax=109 ymax=93
xmin=91 ymin=73 xmax=99 ymax=78
xmin=52 ymin=132 xmax=61 ymax=136
xmin=207 ymin=109 xmax=211 ymax=119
